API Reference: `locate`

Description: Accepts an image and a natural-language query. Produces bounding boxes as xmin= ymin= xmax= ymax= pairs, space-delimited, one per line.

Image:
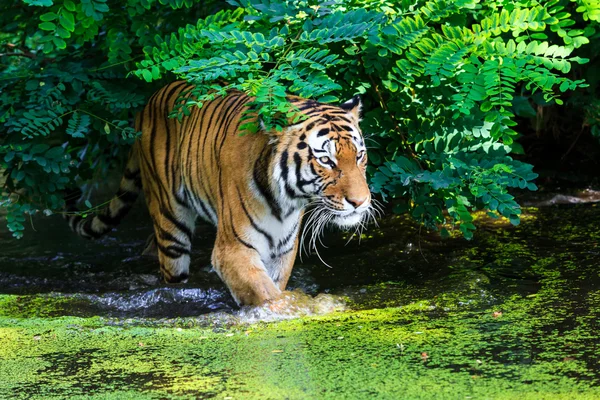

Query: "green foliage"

xmin=1 ymin=0 xmax=598 ymax=239
xmin=134 ymin=0 xmax=595 ymax=238
xmin=0 ymin=0 xmax=222 ymax=238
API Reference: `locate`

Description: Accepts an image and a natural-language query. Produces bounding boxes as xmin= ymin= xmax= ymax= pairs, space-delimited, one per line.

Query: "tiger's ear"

xmin=340 ymin=95 xmax=362 ymax=120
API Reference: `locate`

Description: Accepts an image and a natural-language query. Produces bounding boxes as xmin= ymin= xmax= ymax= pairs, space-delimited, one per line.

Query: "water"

xmin=1 ymin=189 xmax=600 ymax=398
xmin=1 ymin=190 xmax=599 ymax=321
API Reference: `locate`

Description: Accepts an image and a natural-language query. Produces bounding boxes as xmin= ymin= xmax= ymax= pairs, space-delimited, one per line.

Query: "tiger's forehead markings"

xmin=306 ymin=127 xmax=361 ymax=161
xmin=294 ymin=101 xmax=365 ymax=155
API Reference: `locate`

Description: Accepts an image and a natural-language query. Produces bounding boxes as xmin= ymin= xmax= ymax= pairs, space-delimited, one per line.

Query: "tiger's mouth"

xmin=299 ymin=199 xmax=382 ymax=267
xmin=331 ymin=209 xmax=368 ymax=228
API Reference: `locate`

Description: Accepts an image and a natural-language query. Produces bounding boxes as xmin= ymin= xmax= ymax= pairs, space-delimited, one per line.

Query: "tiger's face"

xmin=279 ymin=96 xmax=373 ymax=229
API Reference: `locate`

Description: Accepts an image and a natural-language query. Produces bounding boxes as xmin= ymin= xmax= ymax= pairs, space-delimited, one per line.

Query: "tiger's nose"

xmin=346 ymin=196 xmax=368 ymax=209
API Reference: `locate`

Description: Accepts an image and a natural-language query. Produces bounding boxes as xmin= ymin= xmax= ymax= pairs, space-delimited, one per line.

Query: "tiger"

xmin=65 ymin=81 xmax=373 ymax=306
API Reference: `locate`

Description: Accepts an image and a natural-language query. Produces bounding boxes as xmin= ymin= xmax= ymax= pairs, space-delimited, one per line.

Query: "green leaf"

xmin=24 ymin=0 xmax=53 ymax=6
xmin=480 ymin=101 xmax=493 ymax=112
xmin=141 ymin=70 xmax=152 ymax=82
xmin=59 ymin=12 xmax=75 ymax=31
xmin=40 ymin=12 xmax=58 ymax=21
xmin=52 ymin=36 xmax=67 ymax=49
xmin=31 ymin=144 xmax=50 ymax=154
xmin=63 ymin=0 xmax=76 ymax=11
xmin=39 ymin=21 xmax=56 ymax=31
xmin=318 ymin=95 xmax=339 ymax=103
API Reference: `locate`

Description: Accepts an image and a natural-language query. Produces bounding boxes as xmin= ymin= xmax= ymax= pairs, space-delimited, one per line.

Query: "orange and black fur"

xmin=66 ymin=81 xmax=373 ymax=306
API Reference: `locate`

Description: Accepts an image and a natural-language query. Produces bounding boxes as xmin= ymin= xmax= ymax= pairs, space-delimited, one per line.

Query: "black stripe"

xmin=187 ymin=186 xmax=215 ymax=224
xmin=335 ymin=124 xmax=353 ymax=132
xmin=184 ymin=90 xmax=208 ymax=196
xmin=148 ymin=84 xmax=174 ymax=175
xmin=99 ymin=202 xmax=132 ymax=225
xmin=211 ymin=94 xmax=243 ymax=164
xmin=162 ymin=82 xmax=188 ymax=183
xmin=160 ymin=206 xmax=193 ymax=240
xmin=285 ymin=182 xmax=306 ymax=199
xmin=217 ymin=95 xmax=249 ymax=160
xmin=306 ymin=109 xmax=328 ymax=117
xmin=278 ymin=221 xmax=298 ymax=248
xmin=237 ymin=188 xmax=274 ymax=248
xmin=174 ymin=190 xmax=188 ymax=207
xmin=333 ymin=115 xmax=352 ymax=124
xmin=139 ymin=145 xmax=170 ymax=202
xmin=253 ymin=146 xmax=282 ymax=221
xmin=157 ymin=225 xmax=187 ymax=247
xmin=280 ymin=149 xmax=308 ymax=198
xmin=188 ymin=102 xmax=217 ymax=216
xmin=296 ymin=102 xmax=319 ymax=112
xmin=280 ymin=151 xmax=306 ymax=198
xmin=82 ymin=218 xmax=104 ymax=238
xmin=271 ymin=245 xmax=295 ymax=259
xmin=308 ymin=158 xmax=319 ymax=176
xmin=325 ymin=112 xmax=350 ymax=117
xmin=69 ymin=215 xmax=82 ymax=231
xmin=230 ymin=212 xmax=257 ymax=251
xmin=320 ymin=180 xmax=335 ymax=192
xmin=294 ymin=152 xmax=318 ymax=189
xmin=97 ymin=213 xmax=117 ymax=226
xmin=198 ymin=96 xmax=225 ymax=179
xmin=123 ymin=168 xmax=140 ymax=179
xmin=115 ymin=189 xmax=138 ymax=204
xmin=198 ymin=96 xmax=229 ymax=209
xmin=157 ymin=243 xmax=190 ymax=259
xmin=317 ymin=128 xmax=330 ymax=137
xmin=280 ymin=150 xmax=289 ymax=180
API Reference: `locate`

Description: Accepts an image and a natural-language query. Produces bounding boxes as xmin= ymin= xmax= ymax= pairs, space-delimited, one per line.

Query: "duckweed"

xmin=0 ymin=204 xmax=599 ymax=398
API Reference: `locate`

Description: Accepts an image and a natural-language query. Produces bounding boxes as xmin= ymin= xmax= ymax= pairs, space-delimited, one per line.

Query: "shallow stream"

xmin=1 ymin=190 xmax=599 ymax=398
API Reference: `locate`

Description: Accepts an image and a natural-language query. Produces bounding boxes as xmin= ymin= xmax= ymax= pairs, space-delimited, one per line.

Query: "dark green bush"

xmin=1 ymin=0 xmax=598 ymax=239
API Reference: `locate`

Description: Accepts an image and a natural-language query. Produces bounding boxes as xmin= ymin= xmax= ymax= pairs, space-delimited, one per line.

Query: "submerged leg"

xmin=151 ymin=204 xmax=197 ymax=283
xmin=271 ymin=237 xmax=300 ymax=291
xmin=212 ymin=237 xmax=281 ymax=306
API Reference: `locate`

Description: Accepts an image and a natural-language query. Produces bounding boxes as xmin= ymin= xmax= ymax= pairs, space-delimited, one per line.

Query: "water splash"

xmin=236 ymin=290 xmax=347 ymax=323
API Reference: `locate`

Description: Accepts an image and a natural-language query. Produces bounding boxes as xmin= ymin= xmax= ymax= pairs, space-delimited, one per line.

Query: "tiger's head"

xmin=274 ymin=95 xmax=374 ymax=230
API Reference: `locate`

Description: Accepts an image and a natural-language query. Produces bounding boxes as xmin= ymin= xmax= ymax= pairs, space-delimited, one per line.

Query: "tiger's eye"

xmin=319 ymin=156 xmax=331 ymax=164
xmin=357 ymin=150 xmax=365 ymax=161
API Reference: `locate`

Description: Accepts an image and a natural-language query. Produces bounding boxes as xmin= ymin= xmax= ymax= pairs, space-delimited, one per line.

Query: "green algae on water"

xmin=1 ymin=204 xmax=600 ymax=399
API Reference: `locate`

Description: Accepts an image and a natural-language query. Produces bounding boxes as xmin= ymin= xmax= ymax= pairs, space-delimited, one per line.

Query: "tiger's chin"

xmin=331 ymin=211 xmax=367 ymax=229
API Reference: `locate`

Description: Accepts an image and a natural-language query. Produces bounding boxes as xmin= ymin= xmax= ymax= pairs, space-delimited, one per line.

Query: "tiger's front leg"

xmin=212 ymin=236 xmax=281 ymax=306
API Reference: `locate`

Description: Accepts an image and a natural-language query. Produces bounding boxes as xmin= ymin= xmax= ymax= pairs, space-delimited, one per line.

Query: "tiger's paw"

xmin=162 ymin=272 xmax=189 ymax=284
xmin=235 ymin=283 xmax=281 ymax=307
xmin=266 ymin=290 xmax=310 ymax=313
xmin=236 ymin=289 xmax=346 ymax=322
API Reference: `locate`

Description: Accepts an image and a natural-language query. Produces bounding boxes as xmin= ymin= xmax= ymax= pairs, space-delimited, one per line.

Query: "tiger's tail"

xmin=65 ymin=145 xmax=142 ymax=239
